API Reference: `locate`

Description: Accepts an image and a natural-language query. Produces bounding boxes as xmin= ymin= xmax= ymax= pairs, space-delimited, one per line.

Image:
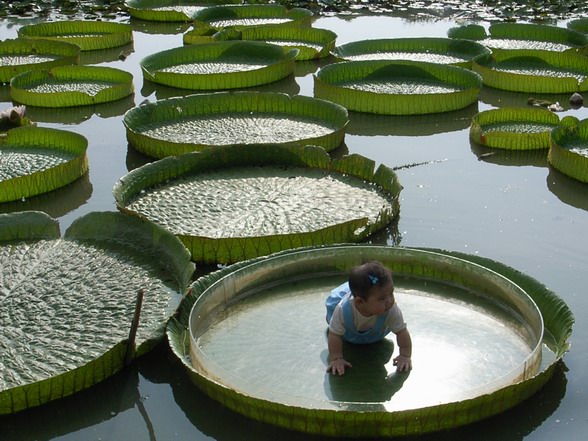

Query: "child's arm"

xmin=393 ymin=328 xmax=412 ymax=372
xmin=326 ymin=331 xmax=352 ymax=375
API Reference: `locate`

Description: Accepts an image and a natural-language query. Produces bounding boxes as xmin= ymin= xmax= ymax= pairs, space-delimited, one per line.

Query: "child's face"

xmin=363 ymin=281 xmax=395 ymax=316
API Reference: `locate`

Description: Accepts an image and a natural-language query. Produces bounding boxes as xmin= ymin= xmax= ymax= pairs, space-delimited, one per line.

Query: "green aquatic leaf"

xmin=125 ymin=0 xmax=240 ymax=22
xmin=123 ymin=91 xmax=348 ymax=158
xmin=17 ymin=20 xmax=133 ymax=51
xmin=446 ymin=24 xmax=487 ymax=40
xmin=0 ymin=126 xmax=88 ymax=203
xmin=470 ymin=107 xmax=561 ymax=150
xmin=333 ymin=37 xmax=491 ymax=68
xmin=10 ymin=65 xmax=134 ymax=107
xmin=192 ymin=4 xmax=314 ymax=30
xmin=568 ymin=17 xmax=588 ymax=34
xmin=0 ymin=211 xmax=194 ymax=415
xmin=114 ymin=145 xmax=400 ymax=264
xmin=0 ymin=38 xmax=79 ymax=84
xmin=314 ymin=60 xmax=482 ymax=115
xmin=140 ymin=40 xmax=297 ymax=90
xmin=549 ymin=117 xmax=588 ymax=183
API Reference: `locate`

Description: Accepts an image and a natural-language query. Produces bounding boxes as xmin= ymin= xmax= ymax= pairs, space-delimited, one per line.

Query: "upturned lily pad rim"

xmin=332 ymin=37 xmax=491 ymax=67
xmin=166 ymin=244 xmax=571 ymax=437
xmin=549 ymin=116 xmax=588 ymax=183
xmin=122 ymin=91 xmax=349 ymax=158
xmin=191 ymin=4 xmax=314 ymax=29
xmin=125 ymin=0 xmax=240 ymax=22
xmin=9 ymin=65 xmax=134 ymax=108
xmin=469 ymin=106 xmax=561 ymax=150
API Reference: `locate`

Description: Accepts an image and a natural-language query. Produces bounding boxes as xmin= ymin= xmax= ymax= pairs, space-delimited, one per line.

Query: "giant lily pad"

xmin=0 ymin=210 xmax=194 ymax=415
xmin=192 ymin=4 xmax=313 ymax=31
xmin=167 ymin=244 xmax=572 ymax=437
xmin=549 ymin=117 xmax=588 ymax=183
xmin=469 ymin=107 xmax=562 ymax=150
xmin=125 ymin=0 xmax=240 ymax=22
xmin=0 ymin=126 xmax=88 ymax=203
xmin=314 ymin=60 xmax=482 ymax=115
xmin=0 ymin=39 xmax=79 ymax=84
xmin=472 ymin=49 xmax=588 ymax=93
xmin=123 ymin=91 xmax=348 ymax=159
xmin=113 ymin=144 xmax=401 ymax=264
xmin=17 ymin=20 xmax=133 ymax=51
xmin=10 ymin=66 xmax=134 ymax=107
xmin=332 ymin=37 xmax=490 ymax=68
xmin=568 ymin=17 xmax=588 ymax=34
xmin=140 ymin=40 xmax=297 ymax=90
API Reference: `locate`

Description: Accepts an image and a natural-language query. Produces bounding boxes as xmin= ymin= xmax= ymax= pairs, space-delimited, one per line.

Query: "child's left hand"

xmin=393 ymin=355 xmax=412 ymax=372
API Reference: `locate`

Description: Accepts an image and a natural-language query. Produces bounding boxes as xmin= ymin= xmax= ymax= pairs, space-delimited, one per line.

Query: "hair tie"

xmin=368 ymin=274 xmax=379 ymax=285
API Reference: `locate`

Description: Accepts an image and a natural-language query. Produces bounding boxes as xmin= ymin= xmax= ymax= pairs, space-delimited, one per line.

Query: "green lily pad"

xmin=0 ymin=126 xmax=88 ymax=203
xmin=567 ymin=17 xmax=588 ymax=34
xmin=549 ymin=117 xmax=588 ymax=182
xmin=167 ymin=244 xmax=572 ymax=437
xmin=17 ymin=20 xmax=133 ymax=51
xmin=472 ymin=49 xmax=588 ymax=93
xmin=10 ymin=66 xmax=134 ymax=108
xmin=332 ymin=37 xmax=490 ymax=68
xmin=0 ymin=211 xmax=194 ymax=415
xmin=469 ymin=107 xmax=561 ymax=150
xmin=125 ymin=0 xmax=240 ymax=22
xmin=114 ymin=145 xmax=401 ymax=264
xmin=192 ymin=4 xmax=314 ymax=30
xmin=140 ymin=40 xmax=297 ymax=90
xmin=314 ymin=60 xmax=482 ymax=115
xmin=0 ymin=39 xmax=80 ymax=84
xmin=204 ymin=25 xmax=338 ymax=61
xmin=123 ymin=91 xmax=348 ymax=159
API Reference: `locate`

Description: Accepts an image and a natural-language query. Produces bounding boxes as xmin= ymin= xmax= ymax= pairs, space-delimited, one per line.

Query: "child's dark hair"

xmin=348 ymin=261 xmax=393 ymax=300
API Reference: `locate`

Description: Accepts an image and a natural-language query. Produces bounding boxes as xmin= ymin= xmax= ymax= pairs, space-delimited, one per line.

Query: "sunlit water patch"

xmin=0 ymin=148 xmax=74 ymax=180
xmin=339 ymin=79 xmax=461 ymax=94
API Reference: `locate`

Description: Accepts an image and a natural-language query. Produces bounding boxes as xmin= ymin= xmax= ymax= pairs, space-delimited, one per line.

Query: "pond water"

xmin=1 ymin=9 xmax=588 ymax=441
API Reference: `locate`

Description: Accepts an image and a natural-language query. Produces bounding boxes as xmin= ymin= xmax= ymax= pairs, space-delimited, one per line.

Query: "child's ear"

xmin=355 ymin=297 xmax=365 ymax=306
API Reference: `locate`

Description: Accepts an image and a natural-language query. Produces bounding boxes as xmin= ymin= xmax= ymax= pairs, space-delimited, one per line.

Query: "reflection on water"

xmin=79 ymin=42 xmax=135 ymax=65
xmin=469 ymin=140 xmax=549 ymax=167
xmin=479 ymin=86 xmax=584 ymax=112
xmin=547 ymin=167 xmax=588 ymax=212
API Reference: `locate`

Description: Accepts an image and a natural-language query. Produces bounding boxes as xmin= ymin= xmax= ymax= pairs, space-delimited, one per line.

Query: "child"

xmin=325 ymin=261 xmax=412 ymax=376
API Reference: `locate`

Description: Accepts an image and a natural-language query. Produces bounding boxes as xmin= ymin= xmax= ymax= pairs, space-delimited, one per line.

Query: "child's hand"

xmin=393 ymin=355 xmax=412 ymax=372
xmin=327 ymin=357 xmax=352 ymax=375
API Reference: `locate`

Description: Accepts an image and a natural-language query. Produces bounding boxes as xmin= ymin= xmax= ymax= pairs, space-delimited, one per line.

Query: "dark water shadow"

xmin=130 ymin=17 xmax=192 ymax=36
xmin=470 ymin=140 xmax=549 ymax=167
xmin=79 ymin=42 xmax=135 ymax=65
xmin=126 ymin=143 xmax=157 ymax=171
xmin=364 ymin=216 xmax=402 ymax=246
xmin=25 ymin=94 xmax=136 ymax=124
xmin=327 ymin=141 xmax=350 ymax=160
xmin=0 ymin=171 xmax=93 ymax=218
xmin=547 ymin=166 xmax=588 ymax=212
xmin=479 ymin=85 xmax=587 ymax=112
xmin=346 ymin=102 xmax=478 ymax=137
xmin=0 ymin=84 xmax=11 ymax=102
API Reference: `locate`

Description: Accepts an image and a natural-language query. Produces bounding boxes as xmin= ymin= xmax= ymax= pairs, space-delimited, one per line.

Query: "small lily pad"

xmin=470 ymin=107 xmax=561 ymax=150
xmin=549 ymin=117 xmax=588 ymax=182
xmin=332 ymin=37 xmax=490 ymax=68
xmin=192 ymin=4 xmax=314 ymax=30
xmin=123 ymin=91 xmax=348 ymax=158
xmin=0 ymin=39 xmax=79 ymax=84
xmin=0 ymin=211 xmax=194 ymax=415
xmin=114 ymin=145 xmax=401 ymax=264
xmin=17 ymin=20 xmax=133 ymax=51
xmin=125 ymin=0 xmax=240 ymax=22
xmin=314 ymin=60 xmax=482 ymax=115
xmin=0 ymin=126 xmax=88 ymax=203
xmin=10 ymin=65 xmax=134 ymax=107
xmin=140 ymin=40 xmax=297 ymax=90
xmin=472 ymin=49 xmax=588 ymax=93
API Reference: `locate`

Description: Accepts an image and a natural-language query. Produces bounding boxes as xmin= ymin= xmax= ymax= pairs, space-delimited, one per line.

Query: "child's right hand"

xmin=327 ymin=357 xmax=352 ymax=375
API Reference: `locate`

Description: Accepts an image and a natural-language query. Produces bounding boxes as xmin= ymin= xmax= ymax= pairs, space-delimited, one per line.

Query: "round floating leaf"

xmin=549 ymin=117 xmax=588 ymax=182
xmin=470 ymin=107 xmax=561 ymax=150
xmin=123 ymin=91 xmax=348 ymax=158
xmin=166 ymin=244 xmax=571 ymax=437
xmin=0 ymin=211 xmax=194 ymax=415
xmin=332 ymin=37 xmax=490 ymax=68
xmin=192 ymin=4 xmax=314 ymax=30
xmin=0 ymin=39 xmax=79 ymax=84
xmin=0 ymin=126 xmax=89 ymax=203
xmin=17 ymin=20 xmax=133 ymax=51
xmin=314 ymin=60 xmax=482 ymax=115
xmin=447 ymin=24 xmax=487 ymax=40
xmin=568 ymin=17 xmax=588 ymax=34
xmin=114 ymin=145 xmax=401 ymax=264
xmin=10 ymin=65 xmax=134 ymax=107
xmin=472 ymin=49 xmax=588 ymax=93
xmin=140 ymin=40 xmax=297 ymax=90
xmin=125 ymin=0 xmax=240 ymax=22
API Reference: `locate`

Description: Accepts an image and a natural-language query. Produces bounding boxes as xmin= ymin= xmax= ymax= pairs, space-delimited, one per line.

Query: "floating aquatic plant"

xmin=192 ymin=4 xmax=313 ymax=30
xmin=123 ymin=91 xmax=348 ymax=158
xmin=0 ymin=210 xmax=194 ymax=415
xmin=114 ymin=144 xmax=401 ymax=264
xmin=549 ymin=116 xmax=588 ymax=182
xmin=10 ymin=65 xmax=134 ymax=107
xmin=124 ymin=0 xmax=240 ymax=22
xmin=314 ymin=60 xmax=482 ymax=115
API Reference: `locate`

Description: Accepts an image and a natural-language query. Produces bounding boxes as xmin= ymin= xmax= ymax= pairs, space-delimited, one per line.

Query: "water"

xmin=1 ymin=11 xmax=587 ymax=441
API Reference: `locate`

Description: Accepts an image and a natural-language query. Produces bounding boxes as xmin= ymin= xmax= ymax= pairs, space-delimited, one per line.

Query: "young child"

xmin=325 ymin=261 xmax=412 ymax=376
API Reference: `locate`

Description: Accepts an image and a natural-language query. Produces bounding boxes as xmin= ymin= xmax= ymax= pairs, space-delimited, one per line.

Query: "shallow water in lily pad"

xmin=481 ymin=38 xmax=575 ymax=52
xmin=483 ymin=122 xmax=557 ymax=134
xmin=494 ymin=66 xmax=587 ymax=82
xmin=159 ymin=62 xmax=267 ymax=74
xmin=340 ymin=79 xmax=461 ymax=94
xmin=344 ymin=52 xmax=466 ymax=63
xmin=0 ymin=148 xmax=74 ymax=180
xmin=24 ymin=80 xmax=115 ymax=96
xmin=0 ymin=55 xmax=57 ymax=65
xmin=210 ymin=18 xmax=292 ymax=28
